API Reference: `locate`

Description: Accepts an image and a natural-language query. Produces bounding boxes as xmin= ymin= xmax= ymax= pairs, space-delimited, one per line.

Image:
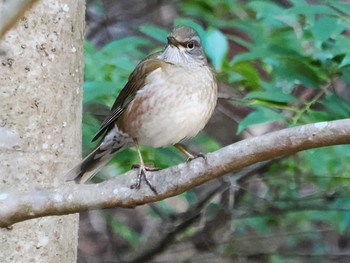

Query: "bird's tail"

xmin=65 ymin=128 xmax=133 ymax=184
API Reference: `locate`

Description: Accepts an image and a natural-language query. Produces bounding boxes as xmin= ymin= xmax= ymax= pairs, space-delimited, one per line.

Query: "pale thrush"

xmin=66 ymin=26 xmax=218 ymax=192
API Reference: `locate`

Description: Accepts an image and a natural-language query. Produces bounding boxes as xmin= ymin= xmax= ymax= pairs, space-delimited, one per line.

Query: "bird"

xmin=65 ymin=26 xmax=218 ymax=193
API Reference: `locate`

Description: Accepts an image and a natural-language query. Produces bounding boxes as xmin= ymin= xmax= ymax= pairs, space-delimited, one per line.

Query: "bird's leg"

xmin=130 ymin=139 xmax=158 ymax=194
xmin=174 ymin=143 xmax=206 ymax=162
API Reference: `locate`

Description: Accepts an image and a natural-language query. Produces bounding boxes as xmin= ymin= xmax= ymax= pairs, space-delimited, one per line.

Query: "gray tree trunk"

xmin=0 ymin=0 xmax=84 ymax=262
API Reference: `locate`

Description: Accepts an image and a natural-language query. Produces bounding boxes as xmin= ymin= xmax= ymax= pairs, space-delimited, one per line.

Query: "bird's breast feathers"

xmin=122 ymin=64 xmax=217 ymax=147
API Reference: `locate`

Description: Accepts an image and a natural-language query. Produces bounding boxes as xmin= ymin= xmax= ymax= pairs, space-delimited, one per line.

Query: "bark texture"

xmin=0 ymin=0 xmax=84 ymax=262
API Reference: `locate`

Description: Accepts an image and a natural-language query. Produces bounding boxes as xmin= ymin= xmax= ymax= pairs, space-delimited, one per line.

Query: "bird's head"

xmin=159 ymin=26 xmax=206 ymax=67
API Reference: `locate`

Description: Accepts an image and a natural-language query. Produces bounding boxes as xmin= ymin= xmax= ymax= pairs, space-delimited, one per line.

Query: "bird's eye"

xmin=186 ymin=41 xmax=195 ymax=50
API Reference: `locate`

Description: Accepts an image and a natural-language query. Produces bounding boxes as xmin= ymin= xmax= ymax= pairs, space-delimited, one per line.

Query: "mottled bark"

xmin=0 ymin=0 xmax=84 ymax=262
xmin=0 ymin=0 xmax=40 ymax=39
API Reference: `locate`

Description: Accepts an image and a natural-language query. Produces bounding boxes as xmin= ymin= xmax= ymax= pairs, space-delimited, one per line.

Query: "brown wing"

xmin=91 ymin=53 xmax=166 ymax=142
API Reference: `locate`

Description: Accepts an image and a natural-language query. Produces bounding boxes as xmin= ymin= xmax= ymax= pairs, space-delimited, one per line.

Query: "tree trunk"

xmin=0 ymin=0 xmax=84 ymax=262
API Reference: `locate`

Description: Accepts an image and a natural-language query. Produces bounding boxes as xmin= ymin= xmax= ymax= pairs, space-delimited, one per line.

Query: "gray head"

xmin=159 ymin=26 xmax=206 ymax=67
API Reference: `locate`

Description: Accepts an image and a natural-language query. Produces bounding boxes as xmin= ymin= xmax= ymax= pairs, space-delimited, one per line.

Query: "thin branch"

xmin=0 ymin=0 xmax=40 ymax=40
xmin=1 ymin=119 xmax=350 ymax=227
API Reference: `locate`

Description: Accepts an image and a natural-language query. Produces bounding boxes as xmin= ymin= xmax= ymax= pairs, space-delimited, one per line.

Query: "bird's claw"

xmin=130 ymin=164 xmax=158 ymax=195
xmin=186 ymin=153 xmax=206 ymax=162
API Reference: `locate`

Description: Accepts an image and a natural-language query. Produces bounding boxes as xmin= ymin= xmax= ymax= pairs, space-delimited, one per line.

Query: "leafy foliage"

xmin=82 ymin=0 xmax=350 ymax=262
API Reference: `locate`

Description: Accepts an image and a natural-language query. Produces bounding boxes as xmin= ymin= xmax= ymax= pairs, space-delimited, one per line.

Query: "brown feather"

xmin=91 ymin=52 xmax=168 ymax=142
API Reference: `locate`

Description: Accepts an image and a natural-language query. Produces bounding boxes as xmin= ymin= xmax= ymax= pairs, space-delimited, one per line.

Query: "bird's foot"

xmin=186 ymin=152 xmax=206 ymax=162
xmin=130 ymin=164 xmax=158 ymax=195
xmin=174 ymin=144 xmax=207 ymax=163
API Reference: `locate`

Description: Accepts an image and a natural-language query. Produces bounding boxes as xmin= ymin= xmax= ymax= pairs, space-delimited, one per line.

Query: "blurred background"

xmin=79 ymin=0 xmax=350 ymax=262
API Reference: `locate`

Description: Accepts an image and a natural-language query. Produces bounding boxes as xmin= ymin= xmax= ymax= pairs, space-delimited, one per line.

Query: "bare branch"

xmin=0 ymin=0 xmax=40 ymax=40
xmin=1 ymin=119 xmax=350 ymax=227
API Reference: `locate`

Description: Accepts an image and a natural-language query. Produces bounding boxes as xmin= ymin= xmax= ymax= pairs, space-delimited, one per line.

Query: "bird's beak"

xmin=167 ymin=36 xmax=179 ymax=48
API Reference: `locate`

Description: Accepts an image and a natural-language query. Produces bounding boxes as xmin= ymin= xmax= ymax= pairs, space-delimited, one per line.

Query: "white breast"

xmin=123 ymin=65 xmax=217 ymax=148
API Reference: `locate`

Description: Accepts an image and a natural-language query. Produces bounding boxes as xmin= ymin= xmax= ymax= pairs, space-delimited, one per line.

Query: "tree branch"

xmin=1 ymin=119 xmax=350 ymax=227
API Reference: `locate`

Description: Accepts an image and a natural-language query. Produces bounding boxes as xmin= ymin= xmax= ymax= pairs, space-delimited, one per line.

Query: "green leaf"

xmin=340 ymin=67 xmax=350 ymax=84
xmin=237 ymin=107 xmax=286 ymax=134
xmin=330 ymin=2 xmax=350 ymax=16
xmin=102 ymin=37 xmax=152 ymax=56
xmin=232 ymin=61 xmax=261 ymax=89
xmin=267 ymin=56 xmax=325 ymax=87
xmin=303 ymin=146 xmax=350 ymax=177
xmin=139 ymin=24 xmax=168 ymax=43
xmin=83 ymin=81 xmax=118 ymax=103
xmin=312 ymin=17 xmax=347 ymax=42
xmin=231 ymin=46 xmax=270 ymax=64
xmin=231 ymin=19 xmax=266 ymax=43
xmin=245 ymin=90 xmax=299 ymax=104
xmin=205 ymin=28 xmax=228 ymax=70
xmin=332 ymin=35 xmax=350 ymax=56
xmin=340 ymin=54 xmax=350 ymax=68
xmin=320 ymin=94 xmax=350 ymax=119
xmin=248 ymin=1 xmax=284 ymax=20
xmin=302 ymin=109 xmax=332 ymax=123
xmin=287 ymin=4 xmax=339 ymax=24
xmin=84 ymin=40 xmax=96 ymax=55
